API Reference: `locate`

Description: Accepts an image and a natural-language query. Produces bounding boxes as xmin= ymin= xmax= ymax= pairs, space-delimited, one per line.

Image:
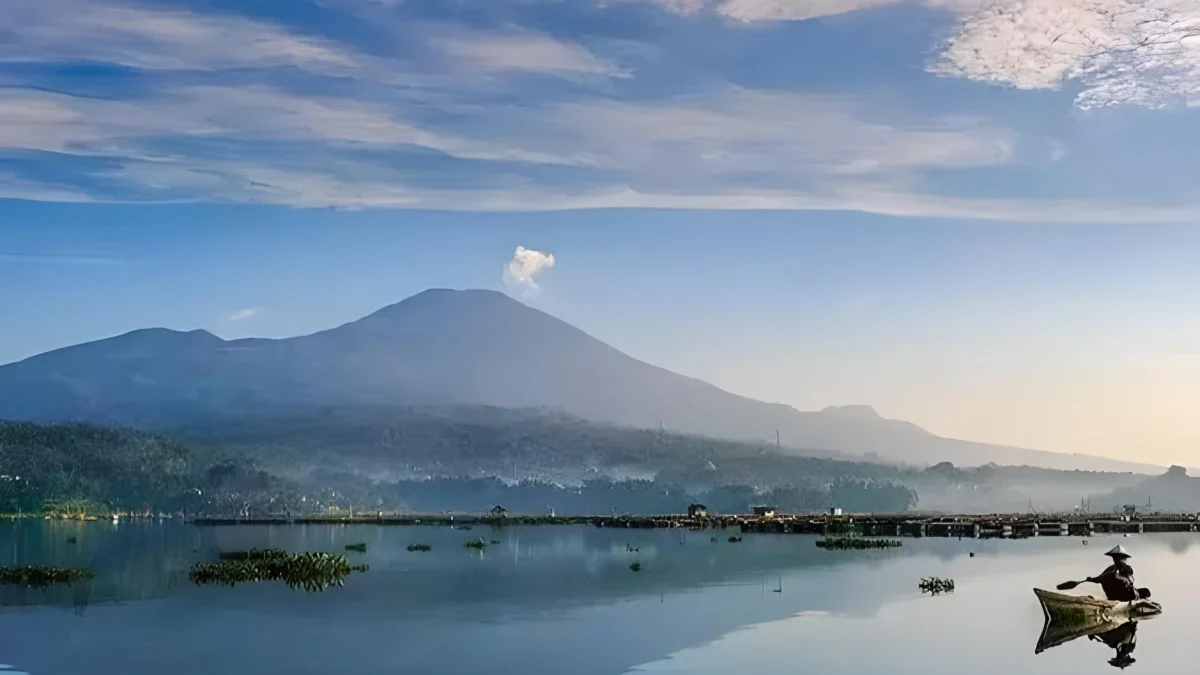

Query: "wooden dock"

xmin=186 ymin=512 xmax=1200 ymax=538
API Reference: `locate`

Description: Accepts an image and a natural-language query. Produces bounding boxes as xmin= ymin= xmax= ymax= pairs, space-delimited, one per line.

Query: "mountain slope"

xmin=0 ymin=288 xmax=1164 ymax=473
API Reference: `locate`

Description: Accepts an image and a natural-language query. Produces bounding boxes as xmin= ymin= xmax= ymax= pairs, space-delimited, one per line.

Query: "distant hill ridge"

xmin=0 ymin=288 xmax=1166 ymax=474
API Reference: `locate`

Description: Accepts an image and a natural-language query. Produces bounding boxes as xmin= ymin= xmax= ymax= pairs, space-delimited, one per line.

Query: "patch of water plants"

xmin=465 ymin=537 xmax=488 ymax=550
xmin=816 ymin=537 xmax=903 ymax=550
xmin=0 ymin=565 xmax=95 ymax=589
xmin=191 ymin=549 xmax=368 ymax=592
xmin=919 ymin=577 xmax=955 ymax=595
xmin=407 ymin=544 xmax=432 ymax=552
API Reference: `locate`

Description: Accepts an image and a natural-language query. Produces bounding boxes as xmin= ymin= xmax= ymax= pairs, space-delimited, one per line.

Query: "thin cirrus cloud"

xmin=432 ymin=33 xmax=624 ymax=76
xmin=0 ymin=253 xmax=122 ymax=265
xmin=0 ymin=0 xmax=359 ymax=73
xmin=0 ymin=0 xmax=1199 ymax=220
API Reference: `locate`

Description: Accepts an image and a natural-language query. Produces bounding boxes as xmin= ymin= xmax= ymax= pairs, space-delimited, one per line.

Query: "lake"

xmin=1 ymin=521 xmax=1198 ymax=674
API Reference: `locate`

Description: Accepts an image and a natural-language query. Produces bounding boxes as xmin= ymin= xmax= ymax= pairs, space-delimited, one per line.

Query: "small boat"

xmin=1033 ymin=589 xmax=1161 ymax=654
xmin=1035 ymin=588 xmax=1161 ymax=624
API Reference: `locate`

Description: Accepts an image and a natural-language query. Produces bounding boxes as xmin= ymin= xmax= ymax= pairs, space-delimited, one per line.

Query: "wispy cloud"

xmin=502 ymin=246 xmax=556 ymax=296
xmin=2 ymin=0 xmax=1199 ymax=220
xmin=0 ymin=253 xmax=122 ymax=265
xmin=227 ymin=308 xmax=258 ymax=321
xmin=0 ymin=0 xmax=359 ymax=73
xmin=716 ymin=0 xmax=906 ymax=21
xmin=432 ymin=32 xmax=623 ymax=77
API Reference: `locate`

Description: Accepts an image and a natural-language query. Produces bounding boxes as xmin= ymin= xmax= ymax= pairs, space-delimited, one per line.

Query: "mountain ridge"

xmin=0 ymin=288 xmax=1166 ymax=474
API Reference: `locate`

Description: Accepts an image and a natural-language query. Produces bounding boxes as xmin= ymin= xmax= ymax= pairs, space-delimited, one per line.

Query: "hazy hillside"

xmin=0 ymin=415 xmax=1147 ymax=516
xmin=0 ymin=419 xmax=919 ymax=515
xmin=1098 ymin=466 xmax=1200 ymax=512
xmin=0 ymin=288 xmax=1163 ymax=473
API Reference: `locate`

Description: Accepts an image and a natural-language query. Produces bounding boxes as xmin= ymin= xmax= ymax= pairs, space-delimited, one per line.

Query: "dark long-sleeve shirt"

xmin=1092 ymin=562 xmax=1136 ymax=601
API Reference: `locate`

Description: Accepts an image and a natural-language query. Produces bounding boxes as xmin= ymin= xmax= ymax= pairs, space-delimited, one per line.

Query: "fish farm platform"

xmin=184 ymin=513 xmax=1200 ymax=537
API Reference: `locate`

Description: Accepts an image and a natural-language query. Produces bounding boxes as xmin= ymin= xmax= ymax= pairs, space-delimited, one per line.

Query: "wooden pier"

xmin=185 ymin=512 xmax=1200 ymax=538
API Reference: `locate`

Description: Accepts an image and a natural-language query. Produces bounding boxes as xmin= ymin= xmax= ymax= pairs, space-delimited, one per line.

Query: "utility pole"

xmin=776 ymin=430 xmax=780 ymax=449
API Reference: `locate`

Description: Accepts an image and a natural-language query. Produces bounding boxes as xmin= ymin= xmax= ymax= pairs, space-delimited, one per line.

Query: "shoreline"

xmin=8 ymin=511 xmax=1198 ymax=539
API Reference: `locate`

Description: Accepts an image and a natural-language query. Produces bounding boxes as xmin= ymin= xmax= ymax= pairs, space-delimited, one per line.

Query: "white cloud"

xmin=933 ymin=0 xmax=1200 ymax=109
xmin=0 ymin=0 xmax=359 ymax=73
xmin=228 ymin=308 xmax=258 ymax=321
xmin=502 ymin=246 xmax=556 ymax=295
xmin=433 ymin=33 xmax=622 ymax=76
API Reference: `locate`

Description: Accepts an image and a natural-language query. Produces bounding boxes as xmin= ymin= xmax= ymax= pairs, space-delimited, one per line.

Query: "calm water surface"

xmin=2 ymin=522 xmax=1198 ymax=674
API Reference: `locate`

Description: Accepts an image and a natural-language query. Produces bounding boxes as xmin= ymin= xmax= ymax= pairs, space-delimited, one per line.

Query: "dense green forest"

xmin=0 ymin=421 xmax=300 ymax=516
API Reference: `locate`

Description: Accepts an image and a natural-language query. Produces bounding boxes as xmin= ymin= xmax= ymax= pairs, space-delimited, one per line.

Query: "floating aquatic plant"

xmin=728 ymin=536 xmax=743 ymax=543
xmin=816 ymin=537 xmax=903 ymax=550
xmin=344 ymin=543 xmax=367 ymax=552
xmin=630 ymin=562 xmax=642 ymax=572
xmin=407 ymin=544 xmax=432 ymax=552
xmin=919 ymin=577 xmax=955 ymax=595
xmin=465 ymin=537 xmax=488 ymax=550
xmin=190 ymin=549 xmax=367 ymax=592
xmin=0 ymin=565 xmax=94 ymax=588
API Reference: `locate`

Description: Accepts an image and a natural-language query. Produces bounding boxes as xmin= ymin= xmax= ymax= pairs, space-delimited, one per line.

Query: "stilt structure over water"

xmin=186 ymin=512 xmax=1200 ymax=537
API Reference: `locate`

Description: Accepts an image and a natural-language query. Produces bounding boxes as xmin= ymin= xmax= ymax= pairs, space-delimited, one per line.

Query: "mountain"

xmin=0 ymin=288 xmax=1165 ymax=474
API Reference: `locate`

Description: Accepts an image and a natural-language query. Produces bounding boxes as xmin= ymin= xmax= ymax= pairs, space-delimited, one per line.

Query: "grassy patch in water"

xmin=191 ymin=549 xmax=367 ymax=592
xmin=464 ymin=537 xmax=488 ymax=550
xmin=0 ymin=565 xmax=95 ymax=588
xmin=344 ymin=543 xmax=367 ymax=552
xmin=816 ymin=537 xmax=902 ymax=550
xmin=630 ymin=562 xmax=642 ymax=572
xmin=406 ymin=544 xmax=432 ymax=552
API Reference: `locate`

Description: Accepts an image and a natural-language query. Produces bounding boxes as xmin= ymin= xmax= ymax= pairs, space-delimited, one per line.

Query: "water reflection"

xmin=3 ymin=523 xmax=1199 ymax=675
xmin=1035 ymin=603 xmax=1156 ymax=669
xmin=1091 ymin=622 xmax=1140 ymax=669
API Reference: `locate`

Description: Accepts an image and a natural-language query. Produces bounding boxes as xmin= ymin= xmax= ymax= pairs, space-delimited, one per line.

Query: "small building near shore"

xmin=830 ymin=507 xmax=843 ymax=516
xmin=752 ymin=506 xmax=777 ymax=519
xmin=688 ymin=504 xmax=709 ymax=518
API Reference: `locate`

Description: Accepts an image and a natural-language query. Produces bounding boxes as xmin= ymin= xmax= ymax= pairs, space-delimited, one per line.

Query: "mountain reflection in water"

xmin=2 ymin=523 xmax=1200 ymax=675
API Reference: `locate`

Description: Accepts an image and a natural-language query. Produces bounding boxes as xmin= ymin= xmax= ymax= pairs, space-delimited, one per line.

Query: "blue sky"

xmin=5 ymin=0 xmax=1200 ymax=464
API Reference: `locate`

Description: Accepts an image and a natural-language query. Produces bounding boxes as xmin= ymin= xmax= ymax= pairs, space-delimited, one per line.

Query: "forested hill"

xmin=0 ymin=416 xmax=919 ymax=516
xmin=0 ymin=420 xmax=288 ymax=515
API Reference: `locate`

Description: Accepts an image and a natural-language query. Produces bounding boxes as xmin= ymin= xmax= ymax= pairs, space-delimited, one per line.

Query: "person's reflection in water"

xmin=1090 ymin=621 xmax=1138 ymax=669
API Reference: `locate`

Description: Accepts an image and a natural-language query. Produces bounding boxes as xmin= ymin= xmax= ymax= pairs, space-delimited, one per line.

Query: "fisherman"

xmin=1086 ymin=545 xmax=1141 ymax=602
